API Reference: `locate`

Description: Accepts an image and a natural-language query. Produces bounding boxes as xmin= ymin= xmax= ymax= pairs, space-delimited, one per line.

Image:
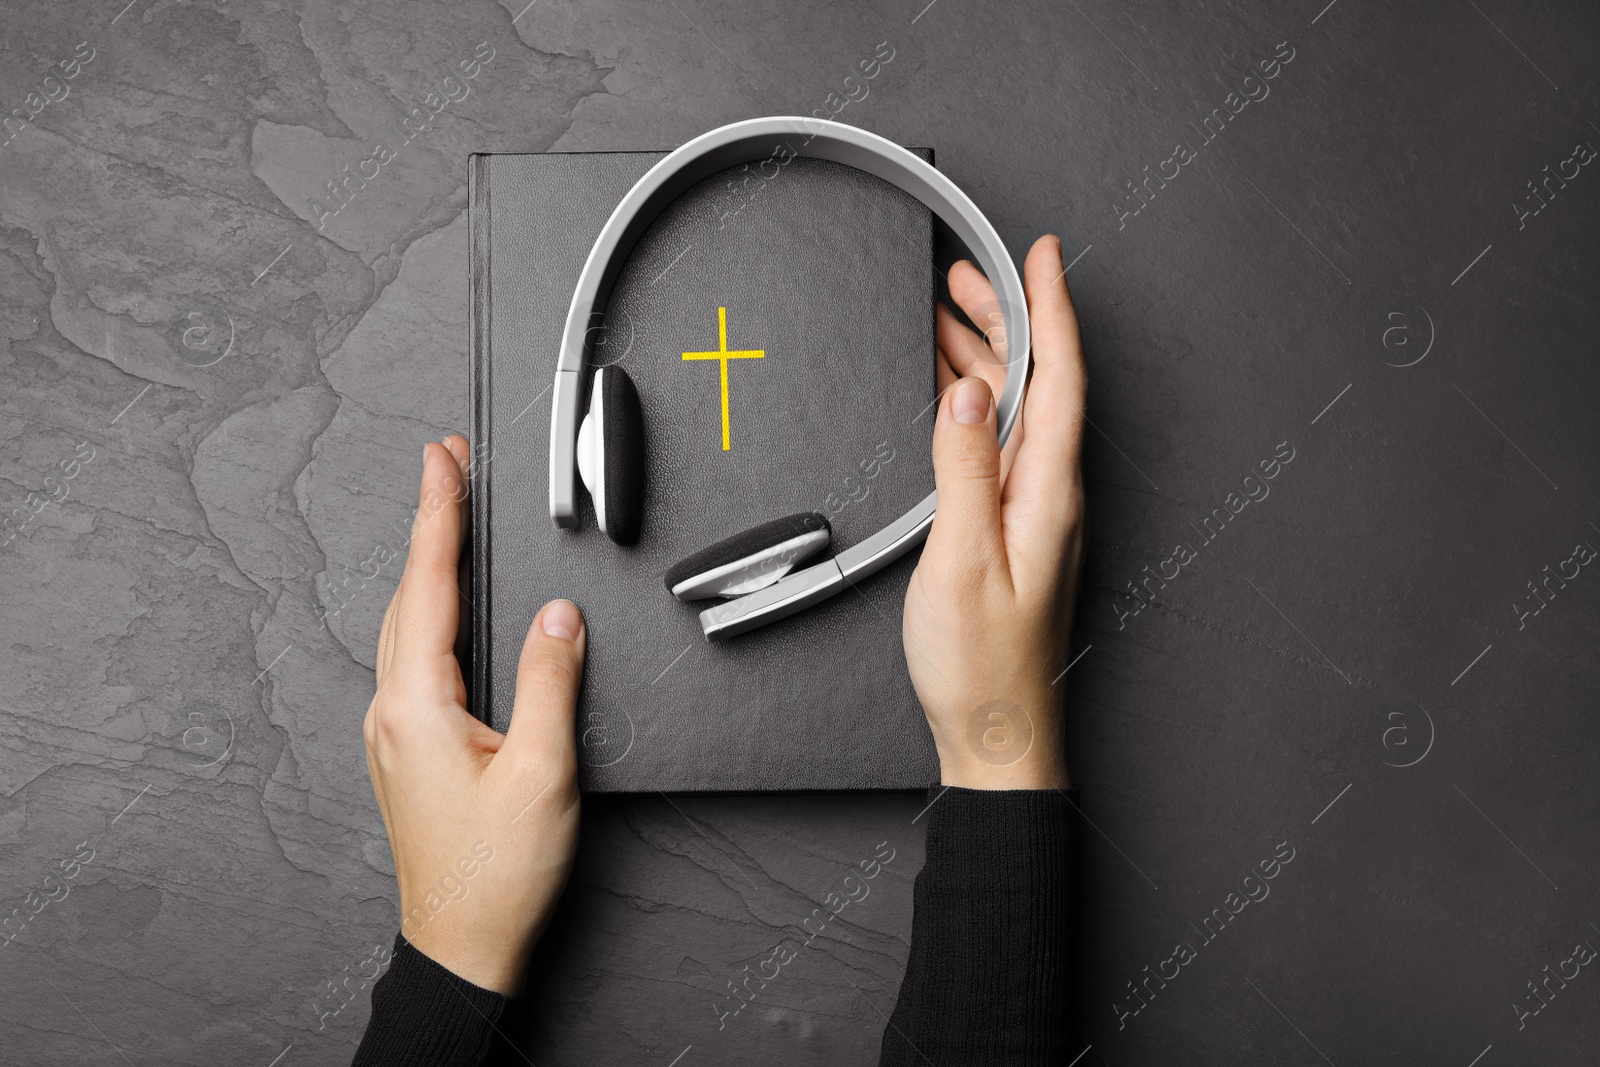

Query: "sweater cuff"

xmin=922 ymin=784 xmax=1082 ymax=876
xmin=350 ymin=932 xmax=507 ymax=1067
xmin=880 ymin=784 xmax=1081 ymax=1067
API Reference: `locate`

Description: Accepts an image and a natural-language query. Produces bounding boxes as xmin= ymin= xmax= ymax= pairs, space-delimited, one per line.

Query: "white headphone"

xmin=548 ymin=116 xmax=1030 ymax=639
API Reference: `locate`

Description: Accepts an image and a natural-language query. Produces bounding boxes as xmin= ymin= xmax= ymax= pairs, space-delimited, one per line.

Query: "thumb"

xmin=927 ymin=377 xmax=1004 ymax=569
xmin=504 ymin=598 xmax=586 ymax=761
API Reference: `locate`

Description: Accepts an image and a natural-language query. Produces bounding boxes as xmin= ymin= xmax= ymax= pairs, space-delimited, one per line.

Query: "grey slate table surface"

xmin=2 ymin=1 xmax=1597 ymax=1064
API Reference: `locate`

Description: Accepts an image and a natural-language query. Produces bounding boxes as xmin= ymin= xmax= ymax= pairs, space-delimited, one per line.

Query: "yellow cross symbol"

xmin=681 ymin=306 xmax=764 ymax=451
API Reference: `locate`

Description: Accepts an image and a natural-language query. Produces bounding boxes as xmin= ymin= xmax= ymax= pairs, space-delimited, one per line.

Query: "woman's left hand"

xmin=364 ymin=434 xmax=586 ymax=994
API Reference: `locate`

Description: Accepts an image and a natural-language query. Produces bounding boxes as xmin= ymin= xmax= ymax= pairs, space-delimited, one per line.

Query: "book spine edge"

xmin=467 ymin=153 xmax=494 ymax=729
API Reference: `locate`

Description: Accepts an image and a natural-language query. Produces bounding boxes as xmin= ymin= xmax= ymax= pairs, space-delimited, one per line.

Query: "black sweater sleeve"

xmin=349 ymin=933 xmax=507 ymax=1067
xmin=351 ymin=788 xmax=1077 ymax=1066
xmin=878 ymin=786 xmax=1081 ymax=1067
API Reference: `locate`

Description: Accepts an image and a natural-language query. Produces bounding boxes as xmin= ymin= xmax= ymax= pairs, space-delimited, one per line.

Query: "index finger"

xmin=1018 ymin=236 xmax=1087 ymax=470
xmin=392 ymin=438 xmax=471 ymax=670
xmin=996 ymin=237 xmax=1088 ymax=559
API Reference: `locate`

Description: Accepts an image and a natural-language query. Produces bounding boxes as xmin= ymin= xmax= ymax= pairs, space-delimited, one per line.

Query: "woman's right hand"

xmin=902 ymin=235 xmax=1088 ymax=789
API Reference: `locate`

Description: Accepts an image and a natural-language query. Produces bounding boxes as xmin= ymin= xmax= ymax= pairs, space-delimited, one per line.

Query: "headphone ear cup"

xmin=576 ymin=366 xmax=646 ymax=545
xmin=665 ymin=512 xmax=831 ymax=601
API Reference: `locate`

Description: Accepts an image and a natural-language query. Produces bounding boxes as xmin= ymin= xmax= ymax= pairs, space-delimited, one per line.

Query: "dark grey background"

xmin=1 ymin=1 xmax=1596 ymax=1065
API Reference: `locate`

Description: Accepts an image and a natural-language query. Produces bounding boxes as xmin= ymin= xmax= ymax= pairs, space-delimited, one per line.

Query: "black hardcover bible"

xmin=467 ymin=146 xmax=939 ymax=791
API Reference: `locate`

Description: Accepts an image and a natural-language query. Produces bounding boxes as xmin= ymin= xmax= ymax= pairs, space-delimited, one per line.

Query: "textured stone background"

xmin=1 ymin=1 xmax=1597 ymax=1064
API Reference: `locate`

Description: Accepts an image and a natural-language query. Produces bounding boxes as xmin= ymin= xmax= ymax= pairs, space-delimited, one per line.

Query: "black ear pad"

xmin=576 ymin=366 xmax=646 ymax=545
xmin=599 ymin=367 xmax=645 ymax=544
xmin=664 ymin=512 xmax=831 ymax=601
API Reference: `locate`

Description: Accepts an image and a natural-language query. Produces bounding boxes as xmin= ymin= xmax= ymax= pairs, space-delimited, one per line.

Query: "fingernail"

xmin=951 ymin=378 xmax=990 ymax=425
xmin=542 ymin=599 xmax=581 ymax=641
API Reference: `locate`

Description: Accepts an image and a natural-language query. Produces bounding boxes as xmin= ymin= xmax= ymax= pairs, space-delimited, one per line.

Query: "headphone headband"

xmin=549 ymin=117 xmax=1030 ymax=638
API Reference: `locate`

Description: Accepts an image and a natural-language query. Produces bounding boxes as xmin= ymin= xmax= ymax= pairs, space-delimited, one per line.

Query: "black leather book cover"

xmin=467 ymin=146 xmax=938 ymax=791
